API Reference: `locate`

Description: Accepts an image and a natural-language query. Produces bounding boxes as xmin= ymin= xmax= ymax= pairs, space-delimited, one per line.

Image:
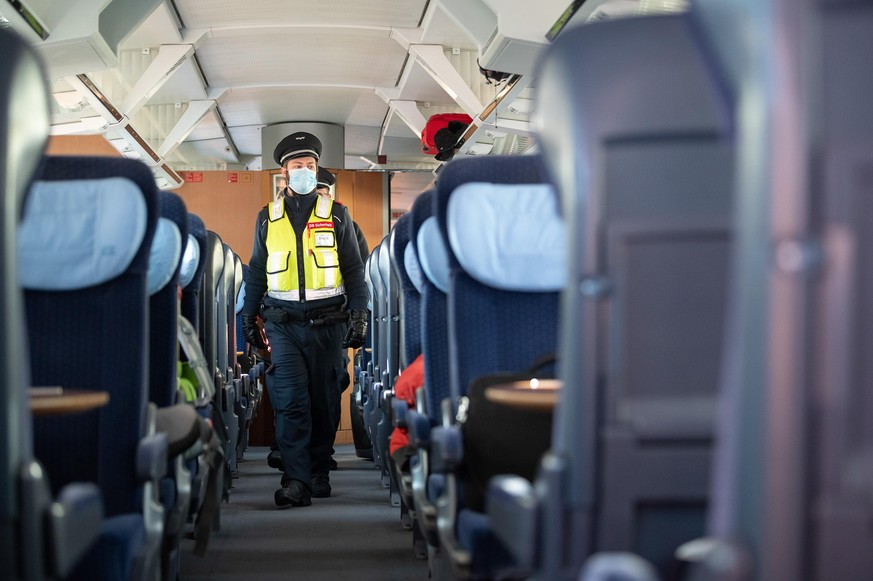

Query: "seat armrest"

xmin=581 ymin=552 xmax=660 ymax=581
xmin=487 ymin=475 xmax=539 ymax=568
xmin=682 ymin=538 xmax=751 ymax=580
xmin=407 ymin=410 xmax=432 ymax=448
xmin=48 ymin=482 xmax=104 ymax=578
xmin=392 ymin=398 xmax=408 ymax=428
xmin=430 ymin=426 xmax=463 ymax=473
xmin=155 ymin=403 xmax=202 ymax=458
xmin=136 ymin=432 xmax=168 ymax=483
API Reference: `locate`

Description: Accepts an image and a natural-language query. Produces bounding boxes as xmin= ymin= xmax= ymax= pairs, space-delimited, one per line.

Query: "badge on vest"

xmin=314 ymin=232 xmax=335 ymax=247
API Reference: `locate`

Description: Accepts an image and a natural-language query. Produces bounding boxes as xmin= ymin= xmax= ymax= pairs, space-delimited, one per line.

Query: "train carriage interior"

xmin=2 ymin=0 xmax=873 ymax=580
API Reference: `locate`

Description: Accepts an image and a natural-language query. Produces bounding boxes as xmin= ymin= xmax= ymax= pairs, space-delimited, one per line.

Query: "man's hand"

xmin=242 ymin=314 xmax=268 ymax=350
xmin=343 ymin=310 xmax=368 ymax=349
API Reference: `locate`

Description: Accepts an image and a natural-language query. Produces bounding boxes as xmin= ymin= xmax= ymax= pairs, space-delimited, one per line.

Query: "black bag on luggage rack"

xmin=458 ymin=354 xmax=557 ymax=512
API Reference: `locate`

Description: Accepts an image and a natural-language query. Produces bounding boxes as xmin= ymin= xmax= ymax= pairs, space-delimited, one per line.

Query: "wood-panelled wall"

xmin=174 ymin=172 xmax=269 ymax=257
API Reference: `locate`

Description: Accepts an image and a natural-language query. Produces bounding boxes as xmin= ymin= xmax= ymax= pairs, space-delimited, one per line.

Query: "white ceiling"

xmin=1 ymin=0 xmax=686 ymax=196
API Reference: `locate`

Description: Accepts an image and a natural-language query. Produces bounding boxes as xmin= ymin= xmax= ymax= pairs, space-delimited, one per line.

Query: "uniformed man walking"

xmin=241 ymin=132 xmax=368 ymax=508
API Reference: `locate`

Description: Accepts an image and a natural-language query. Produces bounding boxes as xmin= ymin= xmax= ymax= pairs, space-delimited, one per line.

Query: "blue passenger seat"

xmin=430 ymin=155 xmax=564 ymax=579
xmin=0 ymin=27 xmax=104 ymax=580
xmin=688 ymin=1 xmax=873 ymax=579
xmin=407 ymin=190 xmax=451 ymax=556
xmin=363 ymin=242 xmax=387 ymax=474
xmin=22 ymin=156 xmax=167 ymax=581
xmin=488 ymin=12 xmax=735 ymax=581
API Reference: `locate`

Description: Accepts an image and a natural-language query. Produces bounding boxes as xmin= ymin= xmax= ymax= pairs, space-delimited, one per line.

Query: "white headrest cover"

xmin=417 ymin=218 xmax=450 ymax=294
xmin=235 ymin=281 xmax=246 ymax=314
xmin=19 ymin=178 xmax=147 ymax=290
xmin=447 ymin=182 xmax=566 ymax=291
xmin=178 ymin=234 xmax=200 ymax=289
xmin=148 ymin=218 xmax=183 ymax=295
xmin=363 ymin=257 xmax=373 ymax=310
xmin=404 ymin=244 xmax=424 ymax=294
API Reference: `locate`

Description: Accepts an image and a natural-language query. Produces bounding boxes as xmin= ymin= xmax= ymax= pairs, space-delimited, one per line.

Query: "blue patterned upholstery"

xmin=409 ymin=191 xmax=450 ymax=422
xmin=149 ymin=192 xmax=188 ymax=408
xmin=25 ymin=156 xmax=160 ymax=580
xmin=432 ymin=155 xmax=563 ymax=578
xmin=434 ymin=155 xmax=555 ymax=402
xmin=390 ymin=212 xmax=421 ymax=367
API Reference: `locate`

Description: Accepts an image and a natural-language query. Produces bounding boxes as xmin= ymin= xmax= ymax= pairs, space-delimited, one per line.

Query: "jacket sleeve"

xmin=334 ymin=205 xmax=369 ymax=312
xmin=241 ymin=208 xmax=269 ymax=316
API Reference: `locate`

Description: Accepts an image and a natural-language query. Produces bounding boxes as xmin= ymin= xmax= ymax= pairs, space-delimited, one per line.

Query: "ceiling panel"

xmin=185 ymin=109 xmax=226 ymax=141
xmin=344 ymin=124 xmax=381 ymax=156
xmin=397 ymin=61 xmax=460 ymax=106
xmin=173 ymin=138 xmax=240 ymax=166
xmin=174 ymin=0 xmax=428 ymax=29
xmin=217 ymin=86 xmax=385 ymax=130
xmin=196 ymin=28 xmax=406 ymax=89
xmin=420 ymin=6 xmax=480 ymax=50
xmin=148 ymin=58 xmax=209 ymax=105
xmin=345 ymin=92 xmax=391 ymax=127
xmin=226 ymin=126 xmax=262 ymax=166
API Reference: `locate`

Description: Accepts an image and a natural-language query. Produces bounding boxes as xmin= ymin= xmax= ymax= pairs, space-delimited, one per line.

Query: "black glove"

xmin=343 ymin=310 xmax=368 ymax=349
xmin=242 ymin=314 xmax=268 ymax=350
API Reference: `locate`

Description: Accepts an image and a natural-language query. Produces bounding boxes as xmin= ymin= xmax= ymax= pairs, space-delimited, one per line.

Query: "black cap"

xmin=273 ymin=131 xmax=322 ymax=165
xmin=316 ymin=167 xmax=335 ymax=189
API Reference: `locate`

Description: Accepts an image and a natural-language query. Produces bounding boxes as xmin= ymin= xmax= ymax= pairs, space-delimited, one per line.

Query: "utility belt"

xmin=260 ymin=305 xmax=350 ymax=327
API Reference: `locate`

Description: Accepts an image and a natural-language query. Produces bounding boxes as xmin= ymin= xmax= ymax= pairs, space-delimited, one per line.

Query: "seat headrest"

xmin=235 ymin=280 xmax=246 ymax=314
xmin=404 ymin=244 xmax=424 ymax=294
xmin=148 ymin=217 xmax=183 ymax=295
xmin=417 ymin=217 xmax=450 ymax=294
xmin=364 ymin=255 xmax=374 ymax=310
xmin=178 ymin=234 xmax=201 ymax=289
xmin=19 ymin=178 xmax=147 ymax=290
xmin=447 ymin=182 xmax=566 ymax=291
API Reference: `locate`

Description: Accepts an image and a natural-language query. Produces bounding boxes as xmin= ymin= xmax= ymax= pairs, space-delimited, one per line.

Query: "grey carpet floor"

xmin=179 ymin=445 xmax=428 ymax=580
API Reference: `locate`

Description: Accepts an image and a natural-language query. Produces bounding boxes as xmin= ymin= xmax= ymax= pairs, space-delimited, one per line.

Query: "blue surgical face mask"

xmin=288 ymin=167 xmax=317 ymax=195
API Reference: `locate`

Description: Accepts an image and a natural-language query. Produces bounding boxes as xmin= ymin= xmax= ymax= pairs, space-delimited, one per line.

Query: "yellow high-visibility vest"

xmin=265 ymin=195 xmax=344 ymax=301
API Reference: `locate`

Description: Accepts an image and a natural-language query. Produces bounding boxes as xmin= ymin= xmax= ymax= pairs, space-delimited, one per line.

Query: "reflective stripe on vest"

xmin=265 ymin=195 xmax=344 ymax=301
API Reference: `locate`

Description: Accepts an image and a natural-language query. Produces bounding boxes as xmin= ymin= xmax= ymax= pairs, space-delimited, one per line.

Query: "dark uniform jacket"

xmin=242 ymin=191 xmax=368 ymax=317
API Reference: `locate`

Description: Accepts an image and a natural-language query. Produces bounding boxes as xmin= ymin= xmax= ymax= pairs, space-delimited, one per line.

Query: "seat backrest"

xmin=235 ymin=264 xmax=248 ymax=353
xmin=534 ymin=13 xmax=734 ymax=579
xmin=231 ymin=255 xmax=243 ymax=358
xmin=434 ymin=155 xmax=557 ymax=402
xmin=390 ymin=212 xmax=421 ymax=368
xmin=369 ymin=242 xmax=386 ymax=378
xmin=692 ymin=2 xmax=873 ymax=579
xmin=362 ymin=252 xmax=375 ymax=371
xmin=0 ymin=26 xmax=50 ymax=577
xmin=148 ymin=191 xmax=188 ymax=408
xmin=23 ymin=156 xmax=159 ymax=517
xmin=379 ymin=232 xmax=399 ymax=388
xmin=218 ymin=244 xmax=235 ymax=380
xmin=413 ymin=191 xmax=451 ymax=424
xmin=181 ymin=213 xmax=207 ymax=332
xmin=201 ymin=231 xmax=225 ymax=386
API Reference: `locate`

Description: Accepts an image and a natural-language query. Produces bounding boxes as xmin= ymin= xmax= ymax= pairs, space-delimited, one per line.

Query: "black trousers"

xmin=264 ymin=317 xmax=344 ymax=487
